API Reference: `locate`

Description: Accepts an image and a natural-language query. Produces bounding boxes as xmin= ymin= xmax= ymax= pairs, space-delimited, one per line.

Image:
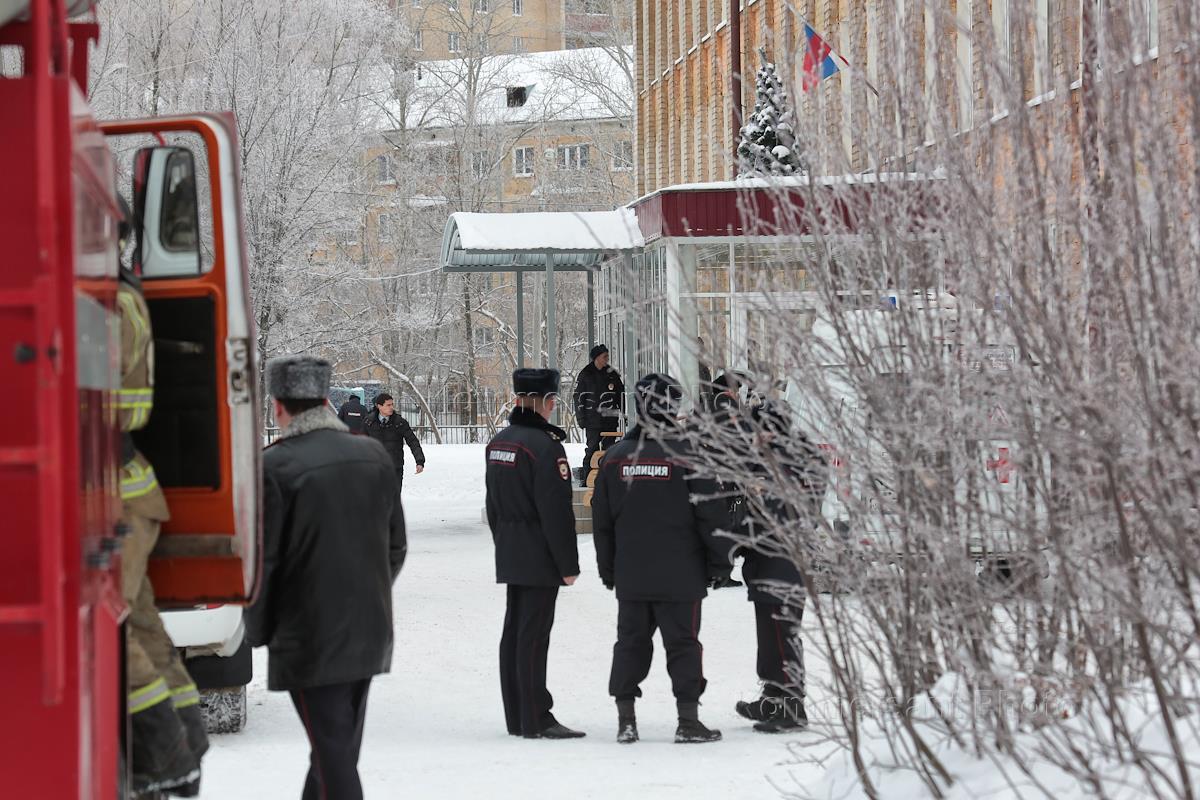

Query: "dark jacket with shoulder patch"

xmin=246 ymin=412 xmax=406 ymax=691
xmin=485 ymin=408 xmax=580 ymax=587
xmin=592 ymin=428 xmax=732 ymax=602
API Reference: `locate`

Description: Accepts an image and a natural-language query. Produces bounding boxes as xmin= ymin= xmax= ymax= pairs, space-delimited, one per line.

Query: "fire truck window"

xmin=158 ymin=150 xmax=201 ymax=256
xmin=132 ymin=296 xmax=220 ymax=489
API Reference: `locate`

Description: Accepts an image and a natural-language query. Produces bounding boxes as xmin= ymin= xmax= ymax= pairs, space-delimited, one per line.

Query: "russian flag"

xmin=801 ymin=23 xmax=841 ymax=91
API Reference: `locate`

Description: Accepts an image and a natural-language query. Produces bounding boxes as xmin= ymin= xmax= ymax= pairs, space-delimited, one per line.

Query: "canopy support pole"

xmin=515 ymin=270 xmax=525 ymax=369
xmin=586 ymin=269 xmax=596 ymax=356
xmin=545 ymin=251 xmax=557 ymax=371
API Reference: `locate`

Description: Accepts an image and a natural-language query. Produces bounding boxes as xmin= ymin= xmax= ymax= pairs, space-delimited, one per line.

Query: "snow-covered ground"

xmin=198 ymin=444 xmax=821 ymax=799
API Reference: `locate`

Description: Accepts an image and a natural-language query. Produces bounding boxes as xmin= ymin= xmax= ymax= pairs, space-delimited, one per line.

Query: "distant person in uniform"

xmin=363 ymin=392 xmax=425 ymax=492
xmin=592 ymin=373 xmax=732 ymax=744
xmin=337 ymin=394 xmax=367 ymax=434
xmin=573 ymin=344 xmax=624 ymax=486
xmin=485 ymin=368 xmax=585 ymax=739
xmin=731 ymin=401 xmax=826 ymax=733
xmin=246 ymin=355 xmax=406 ymax=800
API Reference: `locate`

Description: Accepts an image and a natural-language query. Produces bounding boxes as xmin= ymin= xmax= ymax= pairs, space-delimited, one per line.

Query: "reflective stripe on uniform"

xmin=118 ymin=290 xmax=151 ymax=355
xmin=116 ymin=387 xmax=154 ymax=428
xmin=128 ymin=677 xmax=171 ymax=714
xmin=120 ymin=461 xmax=160 ymax=500
xmin=171 ymin=683 xmax=201 ymax=709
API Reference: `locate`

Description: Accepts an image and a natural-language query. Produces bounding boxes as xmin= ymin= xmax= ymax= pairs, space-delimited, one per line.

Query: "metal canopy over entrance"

xmin=440 ymin=210 xmax=644 ymax=370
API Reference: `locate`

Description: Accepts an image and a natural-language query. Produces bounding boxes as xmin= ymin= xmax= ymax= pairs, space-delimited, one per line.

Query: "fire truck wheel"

xmin=199 ymin=686 xmax=247 ymax=734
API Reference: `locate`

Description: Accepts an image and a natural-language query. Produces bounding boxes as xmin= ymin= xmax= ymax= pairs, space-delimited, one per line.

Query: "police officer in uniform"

xmin=731 ymin=402 xmax=825 ymax=733
xmin=485 ymin=369 xmax=585 ymax=739
xmin=592 ymin=373 xmax=732 ymax=744
xmin=337 ymin=393 xmax=368 ymax=433
xmin=572 ymin=344 xmax=624 ymax=485
xmin=115 ymin=200 xmax=207 ymax=795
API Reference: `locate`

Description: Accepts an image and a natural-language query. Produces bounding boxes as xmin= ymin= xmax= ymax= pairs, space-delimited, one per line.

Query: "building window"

xmin=512 ymin=0 xmax=522 ymax=14
xmin=447 ymin=0 xmax=458 ymax=7
xmin=556 ymin=144 xmax=590 ymax=170
xmin=582 ymin=0 xmax=607 ymax=14
xmin=612 ymin=140 xmax=633 ymax=171
xmin=413 ymin=29 xmax=424 ymax=50
xmin=473 ymin=326 xmax=495 ymax=351
xmin=471 ymin=151 xmax=488 ymax=179
xmin=412 ymin=0 xmax=421 ymax=6
xmin=374 ymin=154 xmax=394 ymax=183
xmin=513 ymin=146 xmax=535 ymax=176
xmin=506 ymin=86 xmax=529 ymax=107
xmin=512 ymin=35 xmax=526 ymax=53
xmin=377 ymin=213 xmax=393 ymax=243
xmin=474 ymin=0 xmax=489 ymax=11
xmin=448 ymin=32 xmax=461 ymax=52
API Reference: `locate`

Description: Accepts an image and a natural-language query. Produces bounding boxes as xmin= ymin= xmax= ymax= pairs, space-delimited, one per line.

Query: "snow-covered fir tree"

xmin=736 ymin=55 xmax=803 ymax=177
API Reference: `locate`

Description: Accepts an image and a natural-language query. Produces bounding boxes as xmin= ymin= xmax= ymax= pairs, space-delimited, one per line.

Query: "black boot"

xmin=754 ymin=696 xmax=809 ymax=733
xmin=616 ymin=699 xmax=638 ymax=744
xmin=175 ymin=703 xmax=210 ymax=759
xmin=674 ymin=702 xmax=721 ymax=743
xmin=525 ymin=718 xmax=586 ymax=739
xmin=131 ymin=701 xmax=201 ymax=794
xmin=735 ymin=696 xmax=771 ymax=721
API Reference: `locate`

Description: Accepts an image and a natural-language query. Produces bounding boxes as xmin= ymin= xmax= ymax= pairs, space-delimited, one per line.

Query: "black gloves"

xmin=602 ymin=579 xmax=614 ymax=591
xmin=710 ymin=574 xmax=742 ymax=590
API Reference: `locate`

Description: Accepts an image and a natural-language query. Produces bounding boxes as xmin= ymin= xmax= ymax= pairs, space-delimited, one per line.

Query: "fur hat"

xmin=589 ymin=343 xmax=609 ymax=361
xmin=266 ymin=355 xmax=332 ymax=400
xmin=634 ymin=372 xmax=682 ymax=423
xmin=513 ymin=368 xmax=560 ymax=397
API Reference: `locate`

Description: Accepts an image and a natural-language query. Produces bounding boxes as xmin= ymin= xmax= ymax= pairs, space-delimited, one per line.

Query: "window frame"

xmin=513 ymin=145 xmax=535 ymax=176
xmin=512 ymin=0 xmax=523 ymax=15
xmin=555 ymin=143 xmax=590 ymax=170
xmin=611 ymin=140 xmax=633 ymax=171
xmin=448 ymin=31 xmax=461 ymax=52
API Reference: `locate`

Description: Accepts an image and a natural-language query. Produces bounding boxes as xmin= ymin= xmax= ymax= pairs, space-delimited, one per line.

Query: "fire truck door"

xmin=101 ymin=114 xmax=260 ymax=606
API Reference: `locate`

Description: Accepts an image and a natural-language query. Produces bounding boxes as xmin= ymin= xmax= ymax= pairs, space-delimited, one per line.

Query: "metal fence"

xmin=265 ymin=421 xmax=582 ymax=446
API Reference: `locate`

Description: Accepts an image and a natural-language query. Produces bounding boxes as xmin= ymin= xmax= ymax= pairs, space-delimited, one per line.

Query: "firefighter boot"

xmin=674 ymin=702 xmax=722 ymax=744
xmin=616 ymin=699 xmax=638 ymax=744
xmin=131 ymin=697 xmax=201 ymax=794
xmin=165 ymin=703 xmax=208 ymax=797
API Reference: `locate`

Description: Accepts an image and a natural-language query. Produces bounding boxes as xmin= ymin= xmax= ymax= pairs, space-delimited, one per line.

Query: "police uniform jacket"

xmin=485 ymin=408 xmax=580 ymax=586
xmin=734 ymin=433 xmax=827 ymax=604
xmin=572 ymin=363 xmax=625 ymax=427
xmin=592 ymin=428 xmax=732 ymax=602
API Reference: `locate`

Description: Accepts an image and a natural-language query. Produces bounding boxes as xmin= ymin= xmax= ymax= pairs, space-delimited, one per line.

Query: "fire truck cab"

xmin=0 ymin=1 xmax=260 ymax=796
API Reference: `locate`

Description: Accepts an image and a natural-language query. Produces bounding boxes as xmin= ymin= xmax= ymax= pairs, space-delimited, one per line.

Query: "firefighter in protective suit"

xmin=116 ymin=198 xmax=208 ymax=796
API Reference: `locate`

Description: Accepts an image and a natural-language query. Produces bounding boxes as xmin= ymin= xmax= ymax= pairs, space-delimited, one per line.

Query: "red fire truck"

xmin=0 ymin=0 xmax=260 ymax=795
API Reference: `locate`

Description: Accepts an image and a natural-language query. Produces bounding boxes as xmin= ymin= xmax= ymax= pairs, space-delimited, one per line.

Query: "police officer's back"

xmin=337 ymin=394 xmax=367 ymax=434
xmin=592 ymin=373 xmax=732 ymax=744
xmin=485 ymin=368 xmax=584 ymax=739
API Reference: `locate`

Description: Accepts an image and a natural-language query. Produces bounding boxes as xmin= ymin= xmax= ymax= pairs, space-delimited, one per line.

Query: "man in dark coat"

xmin=572 ymin=344 xmax=624 ymax=486
xmin=730 ymin=401 xmax=826 ymax=733
xmin=592 ymin=373 xmax=732 ymax=745
xmin=246 ymin=355 xmax=407 ymax=800
xmin=362 ymin=392 xmax=425 ymax=493
xmin=337 ymin=394 xmax=367 ymax=434
xmin=485 ymin=368 xmax=584 ymax=740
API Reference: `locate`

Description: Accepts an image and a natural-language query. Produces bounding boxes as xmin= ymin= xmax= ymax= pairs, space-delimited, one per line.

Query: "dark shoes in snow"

xmin=617 ymin=718 xmax=639 ymax=744
xmin=674 ymin=718 xmax=722 ymax=743
xmin=737 ymin=695 xmax=809 ymax=733
xmin=524 ymin=722 xmax=586 ymax=739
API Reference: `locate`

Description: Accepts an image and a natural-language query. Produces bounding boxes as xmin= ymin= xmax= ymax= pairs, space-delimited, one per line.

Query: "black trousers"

xmin=289 ymin=678 xmax=372 ymax=800
xmin=609 ymin=599 xmax=706 ymax=703
xmin=581 ymin=417 xmax=620 ymax=483
xmin=394 ymin=468 xmax=404 ymax=496
xmin=754 ymin=600 xmax=805 ymax=698
xmin=499 ymin=584 xmax=559 ymax=735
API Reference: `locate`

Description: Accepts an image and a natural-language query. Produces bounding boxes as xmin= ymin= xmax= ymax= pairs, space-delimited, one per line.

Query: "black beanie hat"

xmin=634 ymin=373 xmax=682 ymax=423
xmin=513 ymin=368 xmax=561 ymax=397
xmin=589 ymin=344 xmax=609 ymax=361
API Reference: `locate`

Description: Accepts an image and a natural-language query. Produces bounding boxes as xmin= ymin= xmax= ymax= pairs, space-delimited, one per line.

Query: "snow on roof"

xmin=625 ymin=169 xmax=948 ymax=206
xmin=375 ymin=47 xmax=631 ymax=132
xmin=448 ymin=208 xmax=643 ymax=254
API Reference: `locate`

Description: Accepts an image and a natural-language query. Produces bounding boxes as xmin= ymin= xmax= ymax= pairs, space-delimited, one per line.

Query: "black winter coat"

xmin=572 ymin=363 xmax=624 ymax=428
xmin=485 ymin=408 xmax=580 ymax=587
xmin=733 ymin=433 xmax=827 ymax=604
xmin=246 ymin=412 xmax=407 ymax=691
xmin=337 ymin=397 xmax=368 ymax=433
xmin=592 ymin=427 xmax=732 ymax=602
xmin=362 ymin=410 xmax=425 ymax=470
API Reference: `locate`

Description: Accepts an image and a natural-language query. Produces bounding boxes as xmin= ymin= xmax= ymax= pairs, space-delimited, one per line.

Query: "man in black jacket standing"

xmin=337 ymin=393 xmax=367 ymax=434
xmin=592 ymin=373 xmax=732 ymax=745
xmin=731 ymin=402 xmax=825 ymax=733
xmin=246 ymin=355 xmax=406 ymax=800
xmin=363 ymin=392 xmax=425 ymax=493
xmin=573 ymin=344 xmax=624 ymax=485
xmin=486 ymin=368 xmax=585 ymax=740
